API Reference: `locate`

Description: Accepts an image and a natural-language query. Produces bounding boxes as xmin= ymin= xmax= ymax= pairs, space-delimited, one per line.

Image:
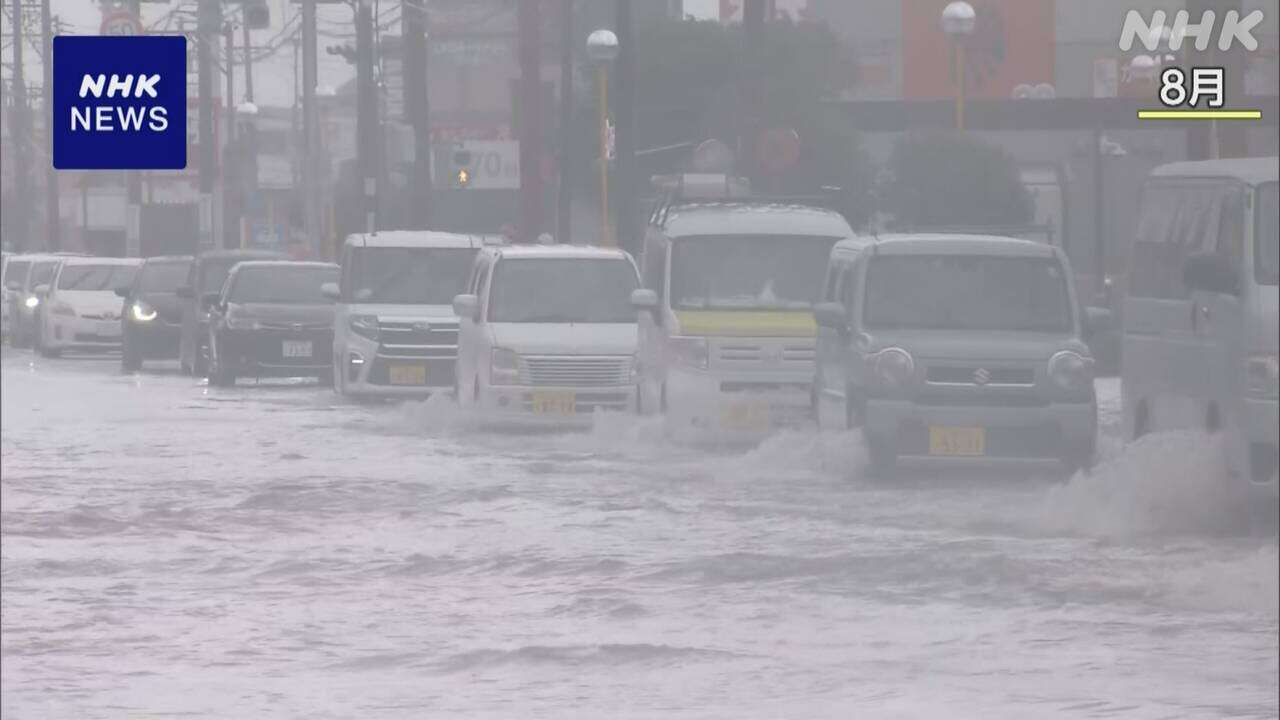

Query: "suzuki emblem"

xmin=414 ymin=322 xmax=431 ymax=332
xmin=973 ymin=368 xmax=991 ymax=386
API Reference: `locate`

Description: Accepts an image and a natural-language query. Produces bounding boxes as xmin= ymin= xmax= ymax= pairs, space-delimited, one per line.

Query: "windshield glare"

xmin=348 ymin=247 xmax=477 ymax=304
xmin=30 ymin=262 xmax=58 ymax=287
xmin=57 ymin=264 xmax=139 ymax=292
xmin=1258 ymin=183 xmax=1278 ymax=286
xmin=864 ymin=255 xmax=1073 ymax=333
xmin=671 ymin=235 xmax=840 ymax=311
xmin=229 ymin=266 xmax=339 ymax=305
xmin=488 ymin=258 xmax=638 ymax=323
xmin=140 ymin=262 xmax=192 ymax=293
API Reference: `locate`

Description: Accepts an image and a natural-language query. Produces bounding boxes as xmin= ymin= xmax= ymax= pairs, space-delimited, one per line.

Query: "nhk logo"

xmin=1118 ymin=9 xmax=1265 ymax=52
xmin=53 ymin=35 xmax=187 ymax=170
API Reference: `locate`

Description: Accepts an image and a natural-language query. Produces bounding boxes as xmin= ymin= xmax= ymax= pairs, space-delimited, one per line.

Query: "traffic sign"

xmin=100 ymin=9 xmax=143 ymax=36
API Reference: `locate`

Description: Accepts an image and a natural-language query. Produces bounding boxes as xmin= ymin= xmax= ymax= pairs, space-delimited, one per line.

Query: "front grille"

xmin=914 ymin=391 xmax=1049 ymax=408
xmin=716 ymin=343 xmax=814 ymax=364
xmin=378 ymin=320 xmax=459 ymax=348
xmin=80 ymin=313 xmax=120 ymax=321
xmin=520 ymin=391 xmax=630 ymax=413
xmin=519 ymin=355 xmax=631 ymax=387
xmin=230 ymin=330 xmax=332 ymax=365
xmin=926 ymin=366 xmax=1036 ymax=386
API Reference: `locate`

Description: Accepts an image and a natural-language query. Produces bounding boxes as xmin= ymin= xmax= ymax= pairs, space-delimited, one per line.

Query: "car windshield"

xmin=30 ymin=262 xmax=58 ymax=288
xmin=229 ymin=266 xmax=339 ymax=305
xmin=488 ymin=258 xmax=638 ymax=323
xmin=671 ymin=235 xmax=840 ymax=311
xmin=1257 ymin=182 xmax=1278 ymax=286
xmin=201 ymin=258 xmax=245 ymax=293
xmin=348 ymin=246 xmax=477 ymax=304
xmin=5 ymin=260 xmax=30 ymax=285
xmin=864 ymin=254 xmax=1073 ymax=333
xmin=140 ymin=262 xmax=192 ymax=293
xmin=57 ymin=264 xmax=138 ymax=291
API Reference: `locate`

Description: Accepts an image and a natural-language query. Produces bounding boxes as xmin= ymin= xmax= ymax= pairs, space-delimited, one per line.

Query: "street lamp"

xmin=587 ymin=29 xmax=619 ymax=248
xmin=941 ymin=1 xmax=976 ymax=131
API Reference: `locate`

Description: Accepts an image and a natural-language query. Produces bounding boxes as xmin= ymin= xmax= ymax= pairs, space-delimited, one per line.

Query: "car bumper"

xmin=336 ymin=333 xmax=456 ymax=398
xmin=46 ymin=316 xmax=123 ymax=350
xmin=220 ymin=329 xmax=333 ymax=378
xmin=663 ymin=366 xmax=812 ymax=439
xmin=475 ymin=383 xmax=635 ymax=429
xmin=863 ymin=397 xmax=1097 ymax=467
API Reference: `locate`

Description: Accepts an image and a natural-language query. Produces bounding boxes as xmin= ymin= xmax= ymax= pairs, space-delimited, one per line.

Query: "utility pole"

xmin=557 ymin=0 xmax=574 ymax=244
xmin=10 ymin=0 xmax=31 ymax=251
xmin=741 ymin=0 xmax=767 ymax=184
xmin=301 ymin=0 xmax=319 ymax=254
xmin=223 ymin=20 xmax=238 ymax=249
xmin=355 ymin=0 xmax=378 ymax=234
xmin=613 ymin=0 xmax=636 ymax=255
xmin=517 ymin=0 xmax=543 ymax=243
xmin=41 ymin=0 xmax=59 ymax=249
xmin=242 ymin=19 xmax=254 ymax=102
xmin=197 ymin=0 xmax=219 ymax=251
xmin=224 ymin=22 xmax=236 ymax=145
xmin=403 ymin=0 xmax=432 ymax=230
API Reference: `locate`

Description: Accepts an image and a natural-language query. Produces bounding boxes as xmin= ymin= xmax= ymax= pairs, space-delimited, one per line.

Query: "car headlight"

xmin=348 ymin=314 xmax=379 ymax=342
xmin=225 ymin=314 xmax=261 ymax=331
xmin=1048 ymin=350 xmax=1093 ymax=392
xmin=629 ymin=354 xmax=640 ymax=382
xmin=23 ymin=295 xmax=39 ymax=309
xmin=668 ymin=335 xmax=708 ymax=370
xmin=490 ymin=347 xmax=520 ymax=385
xmin=1247 ymin=355 xmax=1279 ymax=399
xmin=52 ymin=302 xmax=77 ymax=317
xmin=130 ymin=302 xmax=157 ymax=322
xmin=870 ymin=347 xmax=915 ymax=389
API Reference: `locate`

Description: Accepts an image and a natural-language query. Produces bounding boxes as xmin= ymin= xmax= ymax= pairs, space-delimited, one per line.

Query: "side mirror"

xmin=1083 ymin=306 xmax=1113 ymax=337
xmin=5 ymin=281 xmax=21 ymax=292
xmin=453 ymin=294 xmax=480 ymax=322
xmin=630 ymin=288 xmax=658 ymax=311
xmin=175 ymin=285 xmax=193 ymax=299
xmin=201 ymin=291 xmax=221 ymax=309
xmin=1183 ymin=253 xmax=1239 ymax=296
xmin=33 ymin=284 xmax=50 ymax=297
xmin=114 ymin=286 xmax=131 ymax=299
xmin=320 ymin=282 xmax=340 ymax=301
xmin=813 ymin=302 xmax=848 ymax=330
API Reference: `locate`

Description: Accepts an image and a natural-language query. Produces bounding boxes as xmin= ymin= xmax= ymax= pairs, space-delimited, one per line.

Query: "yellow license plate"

xmin=928 ymin=426 xmax=986 ymax=457
xmin=531 ymin=391 xmax=576 ymax=416
xmin=388 ymin=364 xmax=427 ymax=386
xmin=721 ymin=402 xmax=770 ymax=431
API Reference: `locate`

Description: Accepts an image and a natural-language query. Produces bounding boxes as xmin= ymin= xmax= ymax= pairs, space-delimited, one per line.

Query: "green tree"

xmin=882 ymin=132 xmax=1032 ymax=229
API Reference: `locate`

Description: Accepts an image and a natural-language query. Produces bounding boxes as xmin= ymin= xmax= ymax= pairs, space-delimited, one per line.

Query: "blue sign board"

xmin=52 ymin=35 xmax=187 ymax=170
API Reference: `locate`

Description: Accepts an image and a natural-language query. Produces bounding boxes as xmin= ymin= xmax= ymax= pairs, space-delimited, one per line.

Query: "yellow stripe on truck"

xmin=674 ymin=311 xmax=817 ymax=338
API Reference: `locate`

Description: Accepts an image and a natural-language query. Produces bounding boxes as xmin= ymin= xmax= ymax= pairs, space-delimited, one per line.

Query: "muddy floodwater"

xmin=2 ymin=350 xmax=1276 ymax=719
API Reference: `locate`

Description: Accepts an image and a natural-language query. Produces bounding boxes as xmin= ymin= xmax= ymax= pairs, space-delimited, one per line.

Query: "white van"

xmin=1121 ymin=157 xmax=1278 ymax=506
xmin=452 ymin=245 xmax=640 ymax=427
xmin=324 ymin=232 xmax=484 ymax=398
xmin=630 ymin=199 xmax=858 ymax=439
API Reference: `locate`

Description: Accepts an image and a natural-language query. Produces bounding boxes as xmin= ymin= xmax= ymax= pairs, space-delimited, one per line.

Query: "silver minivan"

xmin=813 ymin=234 xmax=1107 ymax=474
xmin=1121 ymin=158 xmax=1278 ymax=509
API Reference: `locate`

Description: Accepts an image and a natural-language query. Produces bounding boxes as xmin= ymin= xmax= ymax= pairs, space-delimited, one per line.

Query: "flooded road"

xmin=2 ymin=349 xmax=1276 ymax=719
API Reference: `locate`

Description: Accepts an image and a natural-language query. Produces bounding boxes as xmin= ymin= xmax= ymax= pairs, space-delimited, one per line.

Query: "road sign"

xmin=100 ymin=9 xmax=143 ymax=36
xmin=444 ymin=140 xmax=520 ymax=190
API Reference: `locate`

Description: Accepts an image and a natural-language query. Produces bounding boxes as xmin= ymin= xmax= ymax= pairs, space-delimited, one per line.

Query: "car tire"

xmin=193 ymin=344 xmax=209 ymax=377
xmin=35 ymin=322 xmax=58 ymax=357
xmin=121 ymin=339 xmax=142 ymax=372
xmin=866 ymin=439 xmax=898 ymax=480
xmin=207 ymin=337 xmax=235 ymax=387
xmin=12 ymin=320 xmax=31 ymax=349
xmin=319 ymin=367 xmax=335 ymax=388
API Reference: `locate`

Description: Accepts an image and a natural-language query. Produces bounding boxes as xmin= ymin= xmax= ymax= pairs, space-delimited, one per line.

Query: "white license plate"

xmin=282 ymin=340 xmax=313 ymax=358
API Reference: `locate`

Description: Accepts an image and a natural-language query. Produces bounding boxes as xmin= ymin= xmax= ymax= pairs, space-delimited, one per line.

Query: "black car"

xmin=206 ymin=261 xmax=340 ymax=387
xmin=178 ymin=249 xmax=284 ymax=376
xmin=117 ymin=255 xmax=194 ymax=371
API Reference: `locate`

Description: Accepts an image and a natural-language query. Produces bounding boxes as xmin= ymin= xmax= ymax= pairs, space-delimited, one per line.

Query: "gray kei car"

xmin=812 ymin=235 xmax=1110 ymax=475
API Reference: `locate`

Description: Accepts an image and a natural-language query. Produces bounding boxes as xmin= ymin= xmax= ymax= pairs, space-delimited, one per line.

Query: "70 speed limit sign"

xmin=100 ymin=9 xmax=143 ymax=36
